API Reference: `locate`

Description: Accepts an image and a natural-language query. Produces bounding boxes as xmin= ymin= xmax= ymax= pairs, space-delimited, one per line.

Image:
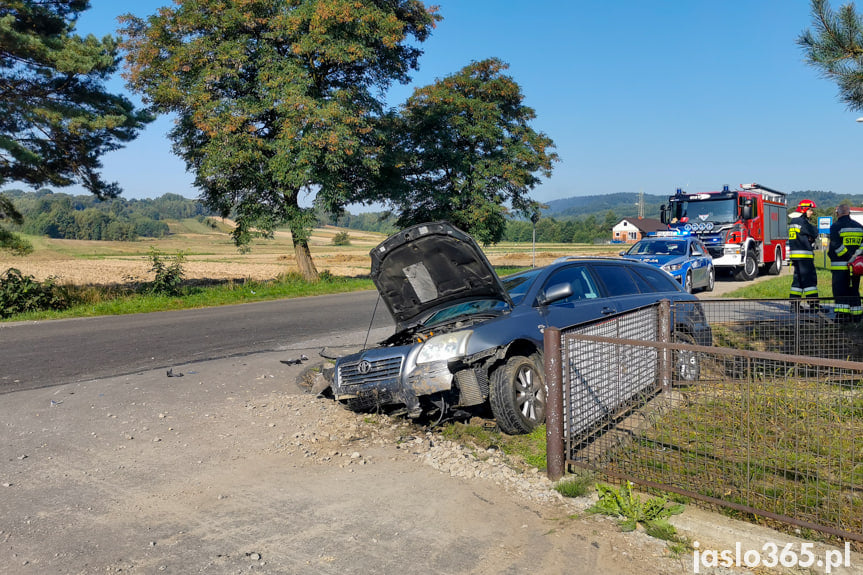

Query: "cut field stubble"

xmin=0 ymin=220 xmax=623 ymax=286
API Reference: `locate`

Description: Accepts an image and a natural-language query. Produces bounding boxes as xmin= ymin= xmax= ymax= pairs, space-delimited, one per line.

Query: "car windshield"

xmin=670 ymin=198 xmax=738 ymax=224
xmin=502 ymin=268 xmax=543 ymax=305
xmin=423 ymin=299 xmax=508 ymax=327
xmin=627 ymin=239 xmax=686 ymax=256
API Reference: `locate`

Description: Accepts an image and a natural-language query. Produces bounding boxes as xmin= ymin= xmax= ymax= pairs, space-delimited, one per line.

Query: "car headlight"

xmin=662 ymin=263 xmax=683 ymax=272
xmin=416 ymin=330 xmax=472 ymax=364
xmin=724 ymin=246 xmax=740 ymax=255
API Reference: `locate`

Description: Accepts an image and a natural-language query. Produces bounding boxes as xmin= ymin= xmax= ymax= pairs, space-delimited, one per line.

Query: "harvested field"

xmin=1 ymin=220 xmax=622 ymax=285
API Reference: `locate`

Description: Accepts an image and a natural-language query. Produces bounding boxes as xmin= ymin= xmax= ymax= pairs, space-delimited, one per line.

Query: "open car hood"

xmin=370 ymin=221 xmax=512 ymax=331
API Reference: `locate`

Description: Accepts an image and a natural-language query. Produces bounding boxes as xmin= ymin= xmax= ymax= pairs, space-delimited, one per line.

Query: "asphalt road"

xmin=0 ymin=266 xmax=786 ymax=394
xmin=0 ymin=290 xmax=394 ymax=393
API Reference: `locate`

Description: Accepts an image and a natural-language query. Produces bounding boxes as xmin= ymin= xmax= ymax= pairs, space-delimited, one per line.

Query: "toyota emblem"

xmin=357 ymin=360 xmax=372 ymax=374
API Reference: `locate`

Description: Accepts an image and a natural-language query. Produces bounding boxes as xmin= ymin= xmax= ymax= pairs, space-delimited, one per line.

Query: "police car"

xmin=620 ymin=233 xmax=715 ymax=293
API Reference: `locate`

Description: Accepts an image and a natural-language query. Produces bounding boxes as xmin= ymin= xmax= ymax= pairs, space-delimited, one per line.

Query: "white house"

xmin=612 ymin=217 xmax=666 ymax=244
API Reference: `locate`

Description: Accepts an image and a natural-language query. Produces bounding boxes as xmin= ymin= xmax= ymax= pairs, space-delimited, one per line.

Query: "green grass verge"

xmin=719 ymin=268 xmax=834 ymax=299
xmin=2 ymin=263 xmax=533 ymax=322
xmin=2 ymin=273 xmax=376 ymax=321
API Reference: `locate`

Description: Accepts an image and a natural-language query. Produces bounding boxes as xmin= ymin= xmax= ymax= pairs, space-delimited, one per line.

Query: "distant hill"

xmin=543 ymin=192 xmax=667 ymax=221
xmin=542 ymin=190 xmax=863 ymax=221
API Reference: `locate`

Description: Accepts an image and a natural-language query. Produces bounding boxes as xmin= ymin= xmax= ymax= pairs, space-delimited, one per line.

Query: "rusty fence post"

xmin=544 ymin=326 xmax=565 ymax=481
xmin=658 ymin=299 xmax=671 ymax=391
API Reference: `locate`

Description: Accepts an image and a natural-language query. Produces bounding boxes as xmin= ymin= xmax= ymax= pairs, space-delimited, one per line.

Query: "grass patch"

xmin=555 ymin=472 xmax=595 ymax=498
xmin=613 ymin=374 xmax=863 ymax=541
xmin=439 ymin=421 xmax=548 ymax=470
xmin=721 ymin=268 xmax=833 ymax=299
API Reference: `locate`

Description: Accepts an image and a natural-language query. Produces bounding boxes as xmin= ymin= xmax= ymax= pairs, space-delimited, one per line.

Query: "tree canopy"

xmin=365 ymin=58 xmax=558 ymax=245
xmin=120 ymin=0 xmax=440 ymax=279
xmin=799 ymin=0 xmax=863 ymax=112
xmin=0 ymin=0 xmax=152 ymax=199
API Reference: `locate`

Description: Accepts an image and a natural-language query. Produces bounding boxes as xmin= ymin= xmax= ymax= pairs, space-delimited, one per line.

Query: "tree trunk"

xmin=293 ymin=238 xmax=319 ymax=281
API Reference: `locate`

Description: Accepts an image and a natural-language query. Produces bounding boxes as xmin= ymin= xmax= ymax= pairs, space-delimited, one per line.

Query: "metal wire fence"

xmin=553 ymin=298 xmax=863 ymax=542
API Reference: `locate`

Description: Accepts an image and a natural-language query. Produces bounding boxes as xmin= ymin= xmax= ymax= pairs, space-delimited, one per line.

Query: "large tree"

xmin=0 ymin=0 xmax=152 ymax=199
xmin=798 ymin=0 xmax=863 ymax=112
xmin=120 ymin=0 xmax=439 ymax=280
xmin=364 ymin=58 xmax=558 ymax=245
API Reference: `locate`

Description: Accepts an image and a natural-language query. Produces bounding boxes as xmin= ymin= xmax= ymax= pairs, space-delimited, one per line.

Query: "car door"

xmin=535 ymin=264 xmax=616 ymax=330
xmin=689 ymin=239 xmax=710 ymax=288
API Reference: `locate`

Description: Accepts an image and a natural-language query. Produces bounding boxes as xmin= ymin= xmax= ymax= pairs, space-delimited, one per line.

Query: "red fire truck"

xmin=660 ymin=183 xmax=788 ymax=281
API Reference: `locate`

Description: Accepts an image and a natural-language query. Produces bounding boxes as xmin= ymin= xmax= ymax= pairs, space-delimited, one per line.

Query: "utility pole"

xmin=531 ymin=210 xmax=540 ymax=267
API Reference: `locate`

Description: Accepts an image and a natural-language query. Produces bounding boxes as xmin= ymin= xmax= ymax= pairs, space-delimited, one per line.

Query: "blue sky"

xmin=63 ymin=1 xmax=863 ymax=206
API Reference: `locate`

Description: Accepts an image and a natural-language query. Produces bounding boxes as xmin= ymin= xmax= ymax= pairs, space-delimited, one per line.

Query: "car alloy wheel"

xmin=490 ymin=354 xmax=546 ymax=435
xmin=673 ymin=332 xmax=700 ymax=382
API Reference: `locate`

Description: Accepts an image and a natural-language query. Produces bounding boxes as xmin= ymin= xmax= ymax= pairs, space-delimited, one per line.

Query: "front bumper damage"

xmin=333 ymin=344 xmax=492 ymax=416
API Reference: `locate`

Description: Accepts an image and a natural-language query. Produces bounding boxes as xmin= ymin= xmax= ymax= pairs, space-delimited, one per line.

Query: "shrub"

xmin=147 ymin=248 xmax=186 ymax=296
xmin=332 ymin=231 xmax=351 ymax=246
xmin=0 ymin=268 xmax=69 ymax=318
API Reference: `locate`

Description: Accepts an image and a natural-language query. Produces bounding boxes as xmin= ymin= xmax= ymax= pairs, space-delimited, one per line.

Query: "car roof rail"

xmin=551 ymin=255 xmax=618 ymax=264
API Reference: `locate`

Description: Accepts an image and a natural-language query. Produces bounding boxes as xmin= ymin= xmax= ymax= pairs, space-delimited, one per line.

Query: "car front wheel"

xmin=673 ymin=332 xmax=700 ymax=382
xmin=489 ymin=354 xmax=546 ymax=435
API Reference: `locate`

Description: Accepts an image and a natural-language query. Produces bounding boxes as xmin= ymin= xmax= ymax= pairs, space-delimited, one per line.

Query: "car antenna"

xmin=362 ymin=292 xmax=382 ymax=351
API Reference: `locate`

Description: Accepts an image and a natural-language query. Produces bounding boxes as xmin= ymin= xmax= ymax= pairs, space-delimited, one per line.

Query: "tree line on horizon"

xmin=2 ymin=189 xmax=211 ymax=242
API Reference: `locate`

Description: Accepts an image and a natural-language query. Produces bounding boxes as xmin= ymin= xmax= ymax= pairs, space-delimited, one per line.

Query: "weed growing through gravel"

xmin=589 ymin=481 xmax=685 ymax=542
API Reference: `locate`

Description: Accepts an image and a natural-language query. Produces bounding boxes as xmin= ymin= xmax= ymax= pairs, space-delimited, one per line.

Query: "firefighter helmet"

xmin=850 ymin=254 xmax=863 ymax=276
xmin=796 ymin=199 xmax=817 ymax=213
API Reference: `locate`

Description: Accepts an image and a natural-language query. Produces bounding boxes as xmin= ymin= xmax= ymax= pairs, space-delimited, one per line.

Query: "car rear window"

xmin=591 ymin=264 xmax=641 ymax=297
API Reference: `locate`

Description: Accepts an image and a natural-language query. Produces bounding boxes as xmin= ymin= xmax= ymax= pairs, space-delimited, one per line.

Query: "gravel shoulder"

xmin=2 ymin=344 xmax=860 ymax=574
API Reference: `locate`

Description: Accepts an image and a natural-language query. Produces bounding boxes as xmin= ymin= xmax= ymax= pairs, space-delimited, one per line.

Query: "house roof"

xmin=617 ymin=217 xmax=666 ymax=233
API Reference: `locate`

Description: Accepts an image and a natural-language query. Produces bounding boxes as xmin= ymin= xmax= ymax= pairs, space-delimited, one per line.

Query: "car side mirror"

xmin=538 ymin=283 xmax=573 ymax=306
xmin=619 ymin=251 xmax=626 ymax=256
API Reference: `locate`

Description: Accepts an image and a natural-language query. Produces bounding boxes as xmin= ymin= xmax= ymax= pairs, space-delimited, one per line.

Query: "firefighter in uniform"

xmin=788 ymin=199 xmax=819 ymax=309
xmin=828 ymin=204 xmax=863 ymax=321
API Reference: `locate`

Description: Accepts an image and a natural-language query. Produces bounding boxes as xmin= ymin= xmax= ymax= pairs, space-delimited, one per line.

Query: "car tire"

xmin=673 ymin=331 xmax=700 ymax=382
xmin=734 ymin=252 xmax=758 ymax=281
xmin=705 ymin=266 xmax=715 ymax=292
xmin=489 ymin=354 xmax=545 ymax=435
xmin=683 ymin=271 xmax=693 ymax=294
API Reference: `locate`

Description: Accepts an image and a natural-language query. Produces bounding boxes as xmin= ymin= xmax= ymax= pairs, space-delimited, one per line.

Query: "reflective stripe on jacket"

xmin=828 ymin=215 xmax=863 ymax=269
xmin=788 ymin=217 xmax=817 ymax=259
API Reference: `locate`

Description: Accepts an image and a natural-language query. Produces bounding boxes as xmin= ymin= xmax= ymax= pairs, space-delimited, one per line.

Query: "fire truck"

xmin=659 ymin=183 xmax=788 ymax=281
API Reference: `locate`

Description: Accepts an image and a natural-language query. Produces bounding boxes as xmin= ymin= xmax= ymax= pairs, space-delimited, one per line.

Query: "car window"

xmin=628 ymin=267 xmax=655 ymax=293
xmin=541 ymin=265 xmax=599 ymax=305
xmin=633 ymin=265 xmax=682 ymax=292
xmin=591 ymin=264 xmax=641 ymax=297
xmin=691 ymin=241 xmax=705 ymax=256
xmin=502 ymin=269 xmax=542 ymax=305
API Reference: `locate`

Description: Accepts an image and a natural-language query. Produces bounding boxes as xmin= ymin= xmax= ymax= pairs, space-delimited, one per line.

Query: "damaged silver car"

xmin=332 ymin=221 xmax=711 ymax=435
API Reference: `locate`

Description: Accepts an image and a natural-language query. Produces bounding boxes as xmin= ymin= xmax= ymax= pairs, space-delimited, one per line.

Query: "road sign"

xmin=818 ymin=216 xmax=832 ymax=233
